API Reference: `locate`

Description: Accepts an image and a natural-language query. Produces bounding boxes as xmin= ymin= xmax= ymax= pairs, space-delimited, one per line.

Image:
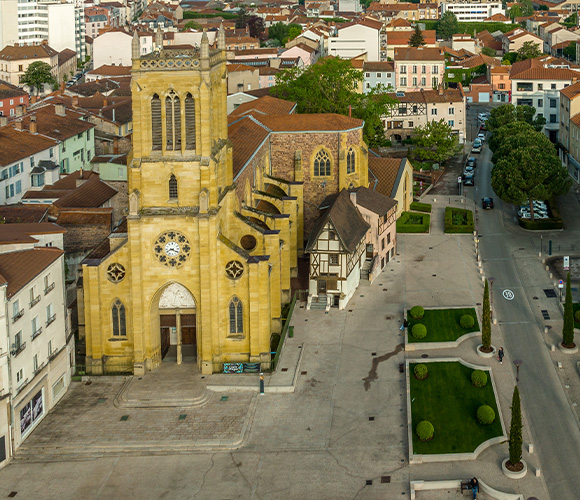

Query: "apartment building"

xmin=0 ymin=42 xmax=58 ymax=88
xmin=363 ymin=61 xmax=395 ymax=93
xmin=440 ymin=1 xmax=505 ymax=22
xmin=0 ymin=81 xmax=29 ymax=117
xmin=394 ymin=47 xmax=445 ymax=92
xmin=328 ymin=18 xmax=382 ymax=61
xmin=559 ymin=81 xmax=580 ymax=182
xmin=500 ymin=29 xmax=543 ymax=54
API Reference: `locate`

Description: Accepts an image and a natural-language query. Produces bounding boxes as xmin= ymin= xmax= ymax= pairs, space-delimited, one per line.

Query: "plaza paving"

xmin=0 ymin=194 xmax=568 ymax=500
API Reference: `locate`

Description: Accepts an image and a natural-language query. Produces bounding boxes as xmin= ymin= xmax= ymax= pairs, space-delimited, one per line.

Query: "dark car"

xmin=482 ymin=197 xmax=494 ymax=209
xmin=467 ymin=157 xmax=477 ymax=168
xmin=463 ymin=174 xmax=474 ymax=186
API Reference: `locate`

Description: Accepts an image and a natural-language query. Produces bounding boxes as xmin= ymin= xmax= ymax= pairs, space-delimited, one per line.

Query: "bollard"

xmin=493 ymin=318 xmax=498 ymax=325
xmin=549 ymin=273 xmax=552 ymax=279
xmin=544 ymin=326 xmax=549 ymax=334
xmin=545 ymin=265 xmax=549 ymax=271
xmin=557 ymin=362 xmax=563 ymax=369
xmin=479 ymin=269 xmax=483 ymax=275
xmin=538 ymin=252 xmax=542 ymax=258
xmin=259 ymin=372 xmax=265 ymax=395
xmin=536 ymin=468 xmax=541 ymax=477
xmin=481 ymin=276 xmax=486 ymax=282
xmin=529 ymin=443 xmax=534 ymax=454
xmin=551 ymin=344 xmax=556 ymax=351
xmin=289 ymin=326 xmax=294 ymax=338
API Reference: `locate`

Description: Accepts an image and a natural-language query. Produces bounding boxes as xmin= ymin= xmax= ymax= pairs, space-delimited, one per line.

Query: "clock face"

xmin=165 ymin=241 xmax=180 ymax=257
xmin=154 ymin=231 xmax=191 ymax=267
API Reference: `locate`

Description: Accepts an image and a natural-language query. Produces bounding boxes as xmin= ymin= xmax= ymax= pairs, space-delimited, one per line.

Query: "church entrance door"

xmin=160 ymin=314 xmax=175 ymax=359
xmin=181 ymin=314 xmax=196 ymax=345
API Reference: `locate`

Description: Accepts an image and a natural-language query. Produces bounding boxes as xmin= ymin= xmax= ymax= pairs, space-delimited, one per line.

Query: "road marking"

xmin=502 ymin=289 xmax=515 ymax=300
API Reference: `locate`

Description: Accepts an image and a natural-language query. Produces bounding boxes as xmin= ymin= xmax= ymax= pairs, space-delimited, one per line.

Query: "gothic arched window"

xmin=165 ymin=91 xmax=181 ymax=151
xmin=185 ymin=93 xmax=196 ymax=150
xmin=169 ymin=174 xmax=178 ymax=199
xmin=151 ymin=94 xmax=162 ymax=151
xmin=347 ymin=148 xmax=355 ymax=174
xmin=313 ymin=149 xmax=331 ymax=177
xmin=112 ymin=299 xmax=126 ymax=336
xmin=229 ymin=296 xmax=243 ymax=334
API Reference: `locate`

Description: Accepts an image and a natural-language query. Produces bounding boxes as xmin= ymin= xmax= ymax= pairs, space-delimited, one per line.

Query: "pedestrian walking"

xmin=400 ymin=319 xmax=408 ymax=331
xmin=498 ymin=347 xmax=504 ymax=364
xmin=470 ymin=477 xmax=479 ymax=499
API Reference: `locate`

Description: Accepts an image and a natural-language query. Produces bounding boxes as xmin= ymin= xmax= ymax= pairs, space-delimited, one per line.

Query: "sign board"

xmin=558 ymin=280 xmax=564 ymax=289
xmin=502 ymin=289 xmax=515 ymax=300
xmin=458 ymin=176 xmax=462 ymax=184
xmin=564 ymin=256 xmax=570 ymax=270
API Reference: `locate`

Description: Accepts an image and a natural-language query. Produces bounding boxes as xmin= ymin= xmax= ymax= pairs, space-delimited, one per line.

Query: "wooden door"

xmin=317 ymin=280 xmax=326 ymax=295
xmin=366 ymin=244 xmax=373 ymax=260
xmin=160 ymin=314 xmax=176 ymax=359
xmin=181 ymin=314 xmax=196 ymax=345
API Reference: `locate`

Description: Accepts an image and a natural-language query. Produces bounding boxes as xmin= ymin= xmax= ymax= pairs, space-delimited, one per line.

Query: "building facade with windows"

xmin=0 ymin=42 xmax=58 ymax=88
xmin=558 ymin=81 xmax=580 ymax=182
xmin=393 ymin=47 xmax=445 ymax=92
xmin=440 ymin=1 xmax=504 ymax=22
xmin=363 ymin=61 xmax=395 ymax=93
xmin=0 ymin=82 xmax=29 ymax=117
xmin=0 ymin=224 xmax=73 ymax=463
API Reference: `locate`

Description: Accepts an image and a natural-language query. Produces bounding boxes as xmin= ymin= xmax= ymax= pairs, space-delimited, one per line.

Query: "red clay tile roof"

xmin=0 ymin=125 xmax=58 ymax=167
xmin=53 ymin=176 xmax=117 ymax=208
xmin=459 ymin=54 xmax=501 ymax=69
xmin=0 ymin=205 xmax=48 ymax=223
xmin=230 ymin=95 xmax=297 ymax=117
xmin=363 ymin=61 xmax=394 ymax=72
xmin=228 ymin=116 xmax=270 ymax=176
xmin=0 ymin=81 xmax=28 ymax=99
xmin=0 ymin=247 xmax=63 ymax=297
xmin=0 ymin=222 xmax=65 ymax=245
xmin=54 ymin=208 xmax=112 ymax=225
xmin=0 ymin=43 xmax=58 ymax=61
xmin=258 ymin=67 xmax=280 ymax=76
xmin=484 ymin=13 xmax=510 ymax=21
xmin=255 ymin=113 xmax=363 ymax=132
xmin=570 ymin=113 xmax=580 ymax=127
xmin=422 ymin=87 xmax=464 ymax=103
xmin=561 ymin=80 xmax=580 ymax=99
xmin=368 ymin=156 xmax=405 ymax=198
xmin=227 ymin=63 xmax=257 ymax=72
xmin=510 ymin=56 xmax=579 ymax=80
xmin=88 ymin=65 xmax=131 ymax=77
xmin=394 ymin=47 xmax=445 ymax=61
xmin=387 ymin=30 xmax=436 ymax=46
xmin=12 ymin=104 xmax=95 ymax=141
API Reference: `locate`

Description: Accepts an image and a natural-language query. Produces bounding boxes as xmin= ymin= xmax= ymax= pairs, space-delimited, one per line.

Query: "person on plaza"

xmin=400 ymin=319 xmax=408 ymax=331
xmin=498 ymin=347 xmax=504 ymax=364
xmin=470 ymin=477 xmax=479 ymax=499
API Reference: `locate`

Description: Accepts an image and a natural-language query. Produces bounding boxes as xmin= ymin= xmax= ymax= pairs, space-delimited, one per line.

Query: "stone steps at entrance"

xmin=309 ymin=294 xmax=327 ymax=310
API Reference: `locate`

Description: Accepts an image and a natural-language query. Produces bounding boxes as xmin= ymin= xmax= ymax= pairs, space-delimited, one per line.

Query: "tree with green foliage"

xmin=502 ymin=52 xmax=518 ymax=65
xmin=539 ymin=4 xmax=548 ymax=10
xmin=409 ymin=25 xmax=425 ymax=47
xmin=437 ymin=11 xmax=459 ymax=40
xmin=481 ymin=46 xmax=496 ymax=57
xmin=563 ymin=272 xmax=576 ymax=348
xmin=564 ymin=42 xmax=576 ymax=62
xmin=508 ymin=386 xmax=523 ymax=468
xmin=565 ymin=12 xmax=578 ymax=24
xmin=516 ymin=40 xmax=542 ymax=61
xmin=20 ymin=61 xmax=57 ymax=95
xmin=412 ymin=119 xmax=460 ymax=166
xmin=481 ymin=279 xmax=492 ymax=351
xmin=486 ymin=103 xmax=545 ymax=133
xmin=520 ymin=0 xmax=534 ymax=15
xmin=508 ymin=3 xmax=522 ymax=21
xmin=269 ymin=22 xmax=301 ymax=45
xmin=183 ymin=20 xmax=202 ymax=31
xmin=491 ymin=127 xmax=571 ymax=220
xmin=273 ymin=58 xmax=397 ymax=147
xmin=287 ymin=25 xmax=302 ymax=43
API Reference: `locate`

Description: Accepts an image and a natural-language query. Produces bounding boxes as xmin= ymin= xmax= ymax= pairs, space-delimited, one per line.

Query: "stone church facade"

xmin=80 ymin=28 xmax=387 ymax=375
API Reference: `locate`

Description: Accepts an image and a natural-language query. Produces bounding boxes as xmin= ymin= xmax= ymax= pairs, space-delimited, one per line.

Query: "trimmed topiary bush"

xmin=460 ymin=314 xmax=475 ymax=328
xmin=477 ymin=405 xmax=495 ymax=425
xmin=416 ymin=420 xmax=434 ymax=441
xmin=414 ymin=363 xmax=428 ymax=380
xmin=410 ymin=306 xmax=425 ymax=319
xmin=471 ymin=370 xmax=488 ymax=388
xmin=412 ymin=323 xmax=427 ymax=339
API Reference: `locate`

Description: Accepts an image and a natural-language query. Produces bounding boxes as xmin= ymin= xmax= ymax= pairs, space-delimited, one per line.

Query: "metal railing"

xmin=11 ymin=342 xmax=26 ymax=357
xmin=44 ymin=283 xmax=55 ymax=295
xmin=32 ymin=327 xmax=42 ymax=340
xmin=12 ymin=309 xmax=24 ymax=323
xmin=46 ymin=315 xmax=56 ymax=327
xmin=29 ymin=295 xmax=41 ymax=308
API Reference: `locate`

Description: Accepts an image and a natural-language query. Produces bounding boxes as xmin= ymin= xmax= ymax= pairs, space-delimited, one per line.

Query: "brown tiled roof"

xmin=510 ymin=57 xmax=579 ymax=80
xmin=14 ymin=104 xmax=95 ymax=141
xmin=337 ymin=17 xmax=382 ymax=31
xmin=228 ymin=116 xmax=270 ymax=176
xmin=491 ymin=65 xmax=510 ymax=74
xmin=101 ymin=98 xmax=132 ymax=124
xmin=58 ymin=48 xmax=77 ymax=66
xmin=0 ymin=205 xmax=48 ymax=223
xmin=0 ymin=125 xmax=58 ymax=167
xmin=230 ymin=95 xmax=296 ymax=117
xmin=233 ymin=48 xmax=278 ymax=56
xmin=256 ymin=113 xmax=363 ymax=132
xmin=306 ymin=189 xmax=370 ymax=253
xmin=352 ymin=186 xmax=396 ymax=216
xmin=561 ymin=80 xmax=580 ymax=99
xmin=394 ymin=47 xmax=444 ymax=61
xmin=67 ymin=78 xmax=129 ymax=97
xmin=88 ymin=65 xmax=131 ymax=77
xmin=0 ymin=81 xmax=28 ymax=99
xmin=484 ymin=13 xmax=510 ymax=21
xmin=459 ymin=54 xmax=501 ymax=69
xmin=387 ymin=30 xmax=436 ymax=46
xmin=90 ymin=153 xmax=128 ymax=165
xmin=422 ymin=87 xmax=464 ymax=103
xmin=368 ymin=156 xmax=405 ymax=198
xmin=53 ymin=176 xmax=117 ymax=208
xmin=227 ymin=63 xmax=257 ymax=72
xmin=570 ymin=113 xmax=580 ymax=127
xmin=54 ymin=208 xmax=112 ymax=225
xmin=258 ymin=67 xmax=280 ymax=76
xmin=51 ymin=170 xmax=99 ymax=189
xmin=0 ymin=222 xmax=65 ymax=245
xmin=363 ymin=61 xmax=394 ymax=72
xmin=0 ymin=43 xmax=58 ymax=61
xmin=386 ymin=18 xmax=412 ymax=28
xmin=0 ymin=248 xmax=63 ymax=298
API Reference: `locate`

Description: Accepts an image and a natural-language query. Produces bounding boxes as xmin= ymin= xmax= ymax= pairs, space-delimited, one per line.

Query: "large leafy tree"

xmin=273 ymin=57 xmax=397 ymax=147
xmin=491 ymin=127 xmax=571 ymax=219
xmin=563 ymin=42 xmax=576 ymax=62
xmin=563 ymin=272 xmax=575 ymax=348
xmin=20 ymin=61 xmax=57 ymax=95
xmin=508 ymin=3 xmax=522 ymax=21
xmin=516 ymin=40 xmax=542 ymax=61
xmin=437 ymin=12 xmax=459 ymax=40
xmin=412 ymin=119 xmax=460 ymax=166
xmin=409 ymin=25 xmax=425 ymax=47
xmin=268 ymin=22 xmax=301 ymax=45
xmin=486 ymin=103 xmax=545 ymax=133
xmin=508 ymin=386 xmax=523 ymax=468
xmin=246 ymin=16 xmax=266 ymax=41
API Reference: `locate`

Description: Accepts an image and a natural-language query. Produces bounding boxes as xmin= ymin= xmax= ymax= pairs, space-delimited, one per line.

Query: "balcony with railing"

xmin=11 ymin=342 xmax=26 ymax=357
xmin=44 ymin=282 xmax=55 ymax=295
xmin=46 ymin=314 xmax=56 ymax=327
xmin=32 ymin=327 xmax=43 ymax=340
xmin=12 ymin=309 xmax=24 ymax=323
xmin=30 ymin=295 xmax=41 ymax=308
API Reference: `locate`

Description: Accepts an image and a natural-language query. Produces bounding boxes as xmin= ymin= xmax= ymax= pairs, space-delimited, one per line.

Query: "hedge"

xmin=460 ymin=314 xmax=475 ymax=329
xmin=518 ymin=199 xmax=563 ymax=230
xmin=410 ymin=305 xmax=425 ymax=319
xmin=416 ymin=420 xmax=434 ymax=441
xmin=414 ymin=363 xmax=428 ymax=380
xmin=471 ymin=370 xmax=488 ymax=388
xmin=477 ymin=405 xmax=496 ymax=425
xmin=396 ymin=211 xmax=430 ymax=233
xmin=444 ymin=207 xmax=474 ymax=233
xmin=412 ymin=323 xmax=427 ymax=339
xmin=410 ymin=202 xmax=432 ymax=213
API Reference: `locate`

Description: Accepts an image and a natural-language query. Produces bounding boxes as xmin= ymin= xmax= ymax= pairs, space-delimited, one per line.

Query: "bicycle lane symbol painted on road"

xmin=502 ymin=289 xmax=515 ymax=300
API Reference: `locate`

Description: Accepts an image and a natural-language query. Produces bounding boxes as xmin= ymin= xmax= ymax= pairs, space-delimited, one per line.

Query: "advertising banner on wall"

xmin=19 ymin=389 xmax=44 ymax=436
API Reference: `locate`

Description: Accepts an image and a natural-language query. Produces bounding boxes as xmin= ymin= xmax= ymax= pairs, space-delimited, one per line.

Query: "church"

xmin=80 ymin=27 xmax=411 ymax=375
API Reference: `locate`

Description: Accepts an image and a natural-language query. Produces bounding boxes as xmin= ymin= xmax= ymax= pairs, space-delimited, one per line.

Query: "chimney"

xmin=60 ymin=81 xmax=65 ymax=94
xmin=573 ymin=77 xmax=578 ymax=85
xmin=438 ymin=84 xmax=444 ymax=96
xmin=348 ymin=105 xmax=352 ymax=118
xmin=72 ymin=95 xmax=79 ymax=107
xmin=31 ymin=95 xmax=38 ymax=104
xmin=55 ymin=103 xmax=66 ymax=116
xmin=15 ymin=104 xmax=26 ymax=117
xmin=14 ymin=119 xmax=23 ymax=131
xmin=103 ymin=97 xmax=108 ymax=107
xmin=113 ymin=137 xmax=119 ymax=154
xmin=0 ymin=116 xmax=7 ymax=127
xmin=30 ymin=114 xmax=37 ymax=134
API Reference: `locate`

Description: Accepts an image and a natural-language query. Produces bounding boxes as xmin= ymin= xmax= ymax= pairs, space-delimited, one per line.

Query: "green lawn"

xmin=407 ymin=308 xmax=479 ymax=343
xmin=410 ymin=362 xmax=503 ymax=454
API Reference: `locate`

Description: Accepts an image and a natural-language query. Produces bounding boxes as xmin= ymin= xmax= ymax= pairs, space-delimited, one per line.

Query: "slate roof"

xmin=306 ymin=189 xmax=370 ymax=253
xmin=0 ymin=248 xmax=63 ymax=298
xmin=351 ymin=186 xmax=397 ymax=216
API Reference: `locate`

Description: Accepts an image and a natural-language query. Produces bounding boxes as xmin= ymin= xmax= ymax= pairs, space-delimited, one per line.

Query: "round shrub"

xmin=460 ymin=314 xmax=475 ymax=329
xmin=575 ymin=310 xmax=580 ymax=323
xmin=410 ymin=306 xmax=425 ymax=319
xmin=416 ymin=420 xmax=434 ymax=441
xmin=414 ymin=363 xmax=428 ymax=380
xmin=471 ymin=370 xmax=488 ymax=388
xmin=477 ymin=405 xmax=496 ymax=425
xmin=412 ymin=324 xmax=427 ymax=339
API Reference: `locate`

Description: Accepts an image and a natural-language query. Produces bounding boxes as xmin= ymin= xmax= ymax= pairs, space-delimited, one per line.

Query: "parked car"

xmin=463 ymin=174 xmax=474 ymax=186
xmin=477 ymin=133 xmax=486 ymax=142
xmin=466 ymin=157 xmax=477 ymax=168
xmin=464 ymin=166 xmax=474 ymax=176
xmin=66 ymin=80 xmax=75 ymax=87
xmin=482 ymin=197 xmax=494 ymax=209
xmin=472 ymin=142 xmax=482 ymax=153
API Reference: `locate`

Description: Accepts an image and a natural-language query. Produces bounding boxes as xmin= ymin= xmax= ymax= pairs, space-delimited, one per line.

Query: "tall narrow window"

xmin=313 ymin=149 xmax=331 ymax=176
xmin=112 ymin=299 xmax=126 ymax=336
xmin=173 ymin=96 xmax=181 ymax=150
xmin=185 ymin=93 xmax=196 ymax=150
xmin=165 ymin=95 xmax=174 ymax=150
xmin=229 ymin=296 xmax=243 ymax=334
xmin=165 ymin=91 xmax=181 ymax=151
xmin=169 ymin=174 xmax=178 ymax=199
xmin=346 ymin=148 xmax=355 ymax=174
xmin=151 ymin=94 xmax=161 ymax=151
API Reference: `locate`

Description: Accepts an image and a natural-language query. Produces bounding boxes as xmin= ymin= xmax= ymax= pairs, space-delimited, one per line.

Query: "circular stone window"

xmin=107 ymin=263 xmax=126 ymax=283
xmin=225 ymin=260 xmax=244 ymax=279
xmin=240 ymin=235 xmax=257 ymax=252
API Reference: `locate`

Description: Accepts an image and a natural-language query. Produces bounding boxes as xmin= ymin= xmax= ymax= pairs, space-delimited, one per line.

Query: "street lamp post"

xmin=488 ymin=277 xmax=495 ymax=322
xmin=513 ymin=359 xmax=523 ymax=383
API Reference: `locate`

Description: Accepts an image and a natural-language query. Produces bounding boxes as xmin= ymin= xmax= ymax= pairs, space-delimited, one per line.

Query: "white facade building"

xmin=328 ymin=19 xmax=382 ymax=61
xmin=93 ymin=29 xmax=154 ymax=68
xmin=440 ymin=1 xmax=505 ymax=22
xmin=0 ymin=0 xmax=19 ymax=48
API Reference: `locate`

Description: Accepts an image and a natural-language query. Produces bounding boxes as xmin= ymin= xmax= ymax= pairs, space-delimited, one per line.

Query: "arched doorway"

xmin=156 ymin=283 xmax=197 ymax=363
